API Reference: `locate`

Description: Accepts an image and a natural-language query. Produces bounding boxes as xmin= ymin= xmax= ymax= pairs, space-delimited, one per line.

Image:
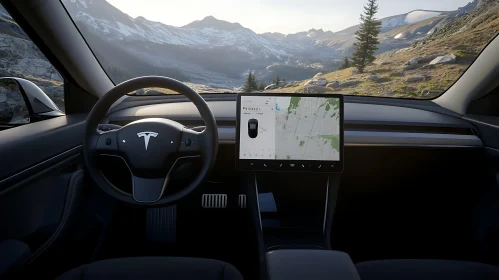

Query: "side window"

xmin=0 ymin=4 xmax=64 ymax=127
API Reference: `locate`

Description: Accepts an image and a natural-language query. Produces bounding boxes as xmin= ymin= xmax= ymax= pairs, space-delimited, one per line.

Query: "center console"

xmin=236 ymin=93 xmax=357 ymax=279
xmin=266 ymin=250 xmax=360 ymax=280
xmin=236 ymin=93 xmax=344 ymax=250
xmin=255 ymin=173 xmax=339 ymax=250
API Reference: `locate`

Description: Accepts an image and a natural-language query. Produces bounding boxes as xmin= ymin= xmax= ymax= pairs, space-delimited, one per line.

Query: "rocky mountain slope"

xmin=63 ymin=0 xmax=324 ymax=88
xmin=267 ymin=0 xmax=499 ymax=99
xmin=62 ymin=0 xmax=482 ymax=90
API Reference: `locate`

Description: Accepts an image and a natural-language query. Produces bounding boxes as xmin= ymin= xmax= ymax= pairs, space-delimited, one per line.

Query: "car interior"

xmin=1 ymin=0 xmax=499 ymax=279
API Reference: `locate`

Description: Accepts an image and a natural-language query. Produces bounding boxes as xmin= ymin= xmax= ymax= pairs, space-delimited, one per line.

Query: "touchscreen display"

xmin=237 ymin=94 xmax=343 ymax=173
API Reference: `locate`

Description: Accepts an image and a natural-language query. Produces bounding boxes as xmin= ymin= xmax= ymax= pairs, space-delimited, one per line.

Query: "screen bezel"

xmin=236 ymin=93 xmax=344 ymax=173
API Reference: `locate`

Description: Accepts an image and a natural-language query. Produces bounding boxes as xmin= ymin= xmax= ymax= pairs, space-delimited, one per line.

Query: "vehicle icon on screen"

xmin=248 ymin=119 xmax=258 ymax=138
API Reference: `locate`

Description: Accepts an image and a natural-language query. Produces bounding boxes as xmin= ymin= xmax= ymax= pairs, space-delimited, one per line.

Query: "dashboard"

xmin=99 ymin=95 xmax=483 ymax=190
xmin=106 ymin=97 xmax=482 ymax=149
xmin=99 ymin=95 xmax=492 ymax=265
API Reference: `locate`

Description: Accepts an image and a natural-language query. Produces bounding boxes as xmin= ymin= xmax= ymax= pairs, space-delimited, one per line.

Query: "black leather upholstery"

xmin=266 ymin=250 xmax=361 ymax=280
xmin=56 ymin=257 xmax=243 ymax=280
xmin=356 ymin=259 xmax=499 ymax=280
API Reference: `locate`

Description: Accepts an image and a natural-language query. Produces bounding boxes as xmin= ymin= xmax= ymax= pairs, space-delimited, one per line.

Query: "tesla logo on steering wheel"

xmin=137 ymin=132 xmax=158 ymax=151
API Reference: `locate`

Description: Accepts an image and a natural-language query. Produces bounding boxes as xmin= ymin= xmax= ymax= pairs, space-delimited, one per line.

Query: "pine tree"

xmin=351 ymin=0 xmax=382 ymax=73
xmin=339 ymin=57 xmax=351 ymax=70
xmin=258 ymin=82 xmax=265 ymax=91
xmin=273 ymin=74 xmax=281 ymax=86
xmin=243 ymin=71 xmax=255 ymax=92
xmin=243 ymin=71 xmax=259 ymax=92
xmin=250 ymin=73 xmax=258 ymax=91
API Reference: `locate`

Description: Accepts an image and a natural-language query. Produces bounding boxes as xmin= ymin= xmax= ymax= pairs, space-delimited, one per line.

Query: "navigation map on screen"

xmin=239 ymin=95 xmax=341 ymax=161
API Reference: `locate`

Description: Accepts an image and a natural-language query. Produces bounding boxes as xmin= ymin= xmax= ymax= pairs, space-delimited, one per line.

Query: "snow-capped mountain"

xmin=62 ymin=0 xmax=336 ymax=87
xmin=381 ymin=10 xmax=444 ymax=31
xmin=312 ymin=9 xmax=455 ymax=55
xmin=262 ymin=10 xmax=447 ymax=50
xmin=321 ymin=9 xmax=447 ymax=39
xmin=64 ymin=1 xmax=298 ymax=59
xmin=62 ymin=0 xmax=478 ymax=88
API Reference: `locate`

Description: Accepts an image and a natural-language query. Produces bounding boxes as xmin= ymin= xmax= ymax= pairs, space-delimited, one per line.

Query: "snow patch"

xmin=382 ymin=10 xmax=441 ymax=31
xmin=382 ymin=15 xmax=406 ymax=30
xmin=75 ymin=11 xmax=111 ymax=34
xmin=77 ymin=0 xmax=87 ymax=8
xmin=115 ymin=22 xmax=137 ymax=36
xmin=394 ymin=33 xmax=404 ymax=39
xmin=405 ymin=11 xmax=441 ymax=24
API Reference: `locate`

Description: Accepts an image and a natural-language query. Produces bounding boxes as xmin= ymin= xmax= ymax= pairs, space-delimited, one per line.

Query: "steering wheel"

xmin=83 ymin=76 xmax=218 ymax=206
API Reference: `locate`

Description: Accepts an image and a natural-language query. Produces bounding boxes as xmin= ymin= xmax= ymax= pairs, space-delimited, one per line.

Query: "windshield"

xmin=62 ymin=0 xmax=499 ymax=99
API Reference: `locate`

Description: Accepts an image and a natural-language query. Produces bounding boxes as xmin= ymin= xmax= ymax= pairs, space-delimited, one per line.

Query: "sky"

xmin=106 ymin=0 xmax=473 ymax=34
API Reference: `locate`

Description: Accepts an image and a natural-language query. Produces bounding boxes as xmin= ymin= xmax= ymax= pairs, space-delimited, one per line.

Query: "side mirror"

xmin=0 ymin=78 xmax=64 ymax=126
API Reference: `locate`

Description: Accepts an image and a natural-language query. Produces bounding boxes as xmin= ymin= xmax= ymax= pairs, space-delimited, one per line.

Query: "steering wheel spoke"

xmin=94 ymin=130 xmax=120 ymax=155
xmin=178 ymin=127 xmax=205 ymax=155
xmin=132 ymin=175 xmax=169 ymax=203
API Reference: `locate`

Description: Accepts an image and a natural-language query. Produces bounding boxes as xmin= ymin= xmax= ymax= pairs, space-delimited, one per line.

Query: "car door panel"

xmin=0 ymin=114 xmax=86 ymax=189
xmin=0 ymin=115 xmax=87 ymax=272
xmin=0 ymin=170 xmax=79 ymax=241
xmin=28 ymin=169 xmax=85 ymax=262
xmin=0 ymin=146 xmax=81 ymax=195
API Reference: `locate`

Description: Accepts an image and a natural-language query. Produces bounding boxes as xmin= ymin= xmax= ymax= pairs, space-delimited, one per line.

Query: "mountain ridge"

xmin=182 ymin=16 xmax=245 ymax=31
xmin=61 ymin=0 xmax=481 ymax=89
